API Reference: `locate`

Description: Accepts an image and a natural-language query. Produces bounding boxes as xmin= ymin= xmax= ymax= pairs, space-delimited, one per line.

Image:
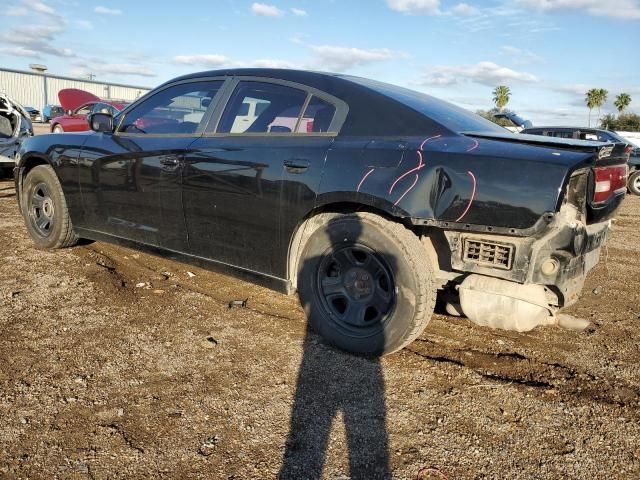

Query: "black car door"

xmin=182 ymin=79 xmax=345 ymax=278
xmin=77 ymin=79 xmax=225 ymax=251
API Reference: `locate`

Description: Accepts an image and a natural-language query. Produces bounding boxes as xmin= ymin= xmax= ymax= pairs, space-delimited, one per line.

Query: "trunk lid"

xmin=463 ymin=131 xmax=629 ymax=225
xmin=463 ymin=130 xmax=628 ymax=162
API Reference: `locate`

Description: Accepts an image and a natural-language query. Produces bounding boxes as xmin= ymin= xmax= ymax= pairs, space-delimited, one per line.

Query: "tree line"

xmin=477 ymin=85 xmax=637 ymax=131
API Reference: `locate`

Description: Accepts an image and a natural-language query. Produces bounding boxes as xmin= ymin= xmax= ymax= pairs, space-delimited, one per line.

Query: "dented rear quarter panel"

xmin=319 ymin=133 xmax=594 ymax=231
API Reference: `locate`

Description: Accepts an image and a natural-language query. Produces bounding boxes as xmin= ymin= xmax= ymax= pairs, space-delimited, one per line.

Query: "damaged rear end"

xmin=0 ymin=93 xmax=33 ymax=172
xmin=441 ymin=134 xmax=628 ymax=332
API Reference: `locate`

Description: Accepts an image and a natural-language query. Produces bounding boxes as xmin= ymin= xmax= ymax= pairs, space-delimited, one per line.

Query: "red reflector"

xmin=593 ymin=165 xmax=628 ymax=203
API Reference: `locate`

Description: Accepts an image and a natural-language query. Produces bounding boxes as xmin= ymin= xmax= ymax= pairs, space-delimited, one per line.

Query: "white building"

xmin=0 ymin=67 xmax=152 ymax=111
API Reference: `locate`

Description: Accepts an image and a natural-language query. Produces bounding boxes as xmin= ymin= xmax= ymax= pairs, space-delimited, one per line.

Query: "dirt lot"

xmin=0 ymin=168 xmax=639 ymax=478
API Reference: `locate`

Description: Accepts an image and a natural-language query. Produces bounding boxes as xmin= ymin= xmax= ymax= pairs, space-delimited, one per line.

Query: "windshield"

xmin=344 ymin=75 xmax=508 ymax=134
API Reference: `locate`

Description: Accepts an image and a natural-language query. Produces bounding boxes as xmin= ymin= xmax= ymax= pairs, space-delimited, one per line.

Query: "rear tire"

xmin=22 ymin=165 xmax=78 ymax=249
xmin=628 ymin=170 xmax=640 ymax=196
xmin=296 ymin=212 xmax=436 ymax=355
xmin=52 ymin=124 xmax=64 ymax=133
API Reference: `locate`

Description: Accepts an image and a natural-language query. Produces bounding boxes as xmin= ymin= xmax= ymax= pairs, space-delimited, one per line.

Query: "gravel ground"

xmin=0 ymin=172 xmax=639 ymax=479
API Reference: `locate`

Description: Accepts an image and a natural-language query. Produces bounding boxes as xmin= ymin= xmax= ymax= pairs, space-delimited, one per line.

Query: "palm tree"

xmin=492 ymin=85 xmax=511 ymax=112
xmin=586 ymin=89 xmax=598 ymax=127
xmin=585 ymin=88 xmax=608 ymax=127
xmin=595 ymin=88 xmax=608 ymax=123
xmin=614 ymin=93 xmax=631 ymax=114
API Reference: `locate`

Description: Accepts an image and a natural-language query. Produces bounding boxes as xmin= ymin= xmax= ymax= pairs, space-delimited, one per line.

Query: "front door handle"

xmin=283 ymin=158 xmax=310 ymax=173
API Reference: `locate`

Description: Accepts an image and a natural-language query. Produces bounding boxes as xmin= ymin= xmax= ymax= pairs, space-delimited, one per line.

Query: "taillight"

xmin=592 ymin=164 xmax=628 ymax=204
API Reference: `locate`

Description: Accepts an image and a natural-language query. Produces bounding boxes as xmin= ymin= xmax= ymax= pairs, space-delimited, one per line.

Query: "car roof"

xmin=156 ymin=68 xmax=505 ymax=137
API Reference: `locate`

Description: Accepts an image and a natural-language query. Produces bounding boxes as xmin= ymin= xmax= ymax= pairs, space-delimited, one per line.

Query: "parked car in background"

xmin=51 ymin=89 xmax=127 ymax=133
xmin=628 ymin=151 xmax=640 ymax=195
xmin=23 ymin=106 xmax=41 ymax=123
xmin=15 ymin=69 xmax=629 ymax=355
xmin=522 ymin=126 xmax=639 ymax=195
xmin=493 ymin=110 xmax=532 ymax=132
xmin=41 ymin=104 xmax=64 ymax=123
xmin=0 ymin=93 xmax=32 ymax=175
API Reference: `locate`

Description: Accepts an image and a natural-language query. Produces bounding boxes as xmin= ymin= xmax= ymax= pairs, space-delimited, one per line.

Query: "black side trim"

xmin=74 ymin=227 xmax=292 ymax=294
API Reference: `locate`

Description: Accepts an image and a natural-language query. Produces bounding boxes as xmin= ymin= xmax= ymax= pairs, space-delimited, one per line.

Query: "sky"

xmin=1 ymin=0 xmax=639 ymax=126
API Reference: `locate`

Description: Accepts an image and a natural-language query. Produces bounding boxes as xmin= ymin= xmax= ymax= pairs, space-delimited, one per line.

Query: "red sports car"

xmin=51 ymin=89 xmax=127 ymax=133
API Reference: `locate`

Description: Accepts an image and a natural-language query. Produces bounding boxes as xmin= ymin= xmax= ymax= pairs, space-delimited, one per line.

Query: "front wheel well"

xmin=17 ymin=155 xmax=50 ymax=213
xmin=21 ymin=155 xmax=49 ymax=177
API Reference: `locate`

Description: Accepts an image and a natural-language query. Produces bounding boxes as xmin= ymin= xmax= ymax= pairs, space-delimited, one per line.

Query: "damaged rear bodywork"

xmin=0 ymin=93 xmax=33 ymax=170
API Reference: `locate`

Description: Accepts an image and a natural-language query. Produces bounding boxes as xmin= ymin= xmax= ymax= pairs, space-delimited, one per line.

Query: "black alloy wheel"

xmin=28 ymin=182 xmax=55 ymax=237
xmin=316 ymin=244 xmax=395 ymax=335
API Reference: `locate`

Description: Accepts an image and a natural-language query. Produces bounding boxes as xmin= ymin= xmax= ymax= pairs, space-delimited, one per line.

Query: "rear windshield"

xmin=344 ymin=76 xmax=508 ymax=134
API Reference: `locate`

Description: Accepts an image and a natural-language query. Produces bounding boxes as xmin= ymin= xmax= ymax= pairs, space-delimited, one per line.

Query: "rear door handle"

xmin=160 ymin=156 xmax=181 ymax=167
xmin=283 ymin=158 xmax=310 ymax=173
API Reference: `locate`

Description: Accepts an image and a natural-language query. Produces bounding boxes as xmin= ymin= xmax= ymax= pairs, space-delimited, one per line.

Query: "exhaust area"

xmin=458 ymin=274 xmax=556 ymax=332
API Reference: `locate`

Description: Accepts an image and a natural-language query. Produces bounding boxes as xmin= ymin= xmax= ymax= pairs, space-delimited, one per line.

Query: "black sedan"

xmin=14 ymin=69 xmax=629 ymax=354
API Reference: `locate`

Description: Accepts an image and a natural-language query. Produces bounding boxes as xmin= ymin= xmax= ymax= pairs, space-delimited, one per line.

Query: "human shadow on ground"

xmin=280 ymin=216 xmax=393 ymax=479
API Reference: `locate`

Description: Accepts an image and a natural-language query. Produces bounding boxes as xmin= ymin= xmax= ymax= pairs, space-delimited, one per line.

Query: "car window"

xmin=596 ymin=131 xmax=622 ymax=143
xmin=75 ymin=103 xmax=93 ymax=116
xmin=217 ymin=81 xmax=308 ymax=134
xmin=119 ymin=80 xmax=223 ymax=135
xmin=295 ymin=96 xmax=337 ymax=133
xmin=344 ymin=75 xmax=507 ymax=134
xmin=92 ymin=103 xmax=113 ymax=115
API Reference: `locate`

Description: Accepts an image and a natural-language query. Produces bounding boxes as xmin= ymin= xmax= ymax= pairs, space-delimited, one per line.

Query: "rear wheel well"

xmin=287 ymin=202 xmax=441 ymax=289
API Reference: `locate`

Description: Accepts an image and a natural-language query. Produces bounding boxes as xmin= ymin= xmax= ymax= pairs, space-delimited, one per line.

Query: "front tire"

xmin=297 ymin=212 xmax=436 ymax=355
xmin=22 ymin=165 xmax=78 ymax=249
xmin=628 ymin=170 xmax=640 ymax=196
xmin=52 ymin=124 xmax=64 ymax=133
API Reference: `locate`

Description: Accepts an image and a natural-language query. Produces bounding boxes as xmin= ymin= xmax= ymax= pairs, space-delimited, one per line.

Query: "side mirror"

xmin=88 ymin=112 xmax=113 ymax=133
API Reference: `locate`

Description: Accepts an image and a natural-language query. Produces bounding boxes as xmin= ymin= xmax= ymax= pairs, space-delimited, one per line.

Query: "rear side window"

xmin=217 ymin=82 xmax=308 ymax=134
xmin=296 ymin=96 xmax=336 ymax=133
xmin=119 ymin=80 xmax=223 ymax=135
xmin=344 ymin=76 xmax=507 ymax=134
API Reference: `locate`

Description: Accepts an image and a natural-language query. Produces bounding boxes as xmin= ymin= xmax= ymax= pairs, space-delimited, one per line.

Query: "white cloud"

xmin=386 ymin=0 xmax=441 ymax=15
xmin=251 ymin=2 xmax=283 ymax=17
xmin=450 ymin=2 xmax=479 ymax=15
xmin=11 ymin=24 xmax=64 ymax=39
xmin=247 ymin=58 xmax=297 ymax=68
xmin=3 ymin=6 xmax=28 ymax=16
xmin=310 ymin=45 xmax=402 ymax=71
xmin=420 ymin=61 xmax=539 ymax=87
xmin=171 ymin=54 xmax=230 ymax=67
xmin=0 ymin=24 xmax=74 ymax=58
xmin=501 ymin=46 xmax=543 ymax=64
xmin=551 ymin=83 xmax=593 ymax=96
xmin=0 ymin=46 xmax=41 ymax=58
xmin=71 ymin=63 xmax=156 ymax=78
xmin=517 ymin=0 xmax=640 ymax=19
xmin=290 ymin=7 xmax=308 ymax=16
xmin=95 ymin=6 xmax=123 ymax=15
xmin=76 ymin=20 xmax=94 ymax=30
xmin=23 ymin=0 xmax=57 ymax=16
